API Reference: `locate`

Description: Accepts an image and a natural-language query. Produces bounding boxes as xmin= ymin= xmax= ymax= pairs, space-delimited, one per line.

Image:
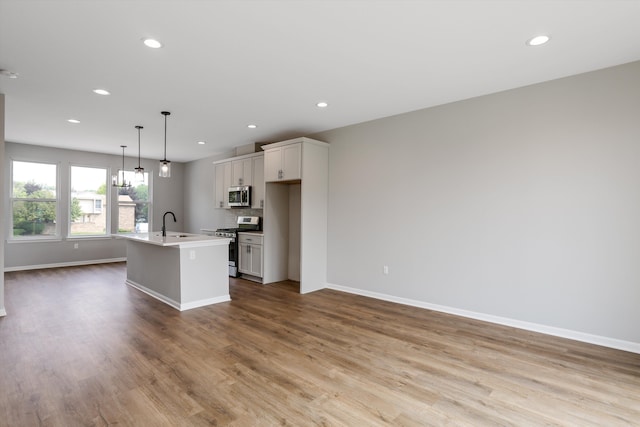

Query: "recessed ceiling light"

xmin=526 ymin=35 xmax=550 ymax=46
xmin=197 ymin=141 xmax=206 ymax=145
xmin=316 ymin=101 xmax=329 ymax=108
xmin=143 ymin=38 xmax=162 ymax=49
xmin=247 ymin=124 xmax=257 ymax=129
xmin=68 ymin=119 xmax=80 ymax=124
xmin=93 ymin=88 xmax=110 ymax=96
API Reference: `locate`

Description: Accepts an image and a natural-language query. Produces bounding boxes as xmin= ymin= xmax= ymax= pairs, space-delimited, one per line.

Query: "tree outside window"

xmin=11 ymin=161 xmax=58 ymax=238
xmin=117 ymin=171 xmax=151 ymax=233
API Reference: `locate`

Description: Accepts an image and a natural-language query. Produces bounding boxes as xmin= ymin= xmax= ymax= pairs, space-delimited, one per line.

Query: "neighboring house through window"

xmin=70 ymin=165 xmax=109 ymax=236
xmin=10 ymin=160 xmax=59 ymax=239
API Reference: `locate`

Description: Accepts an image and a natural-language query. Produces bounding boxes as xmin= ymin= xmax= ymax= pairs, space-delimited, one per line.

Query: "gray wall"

xmin=183 ymin=153 xmax=229 ymax=233
xmin=4 ymin=142 xmax=184 ymax=269
xmin=313 ymin=61 xmax=640 ymax=345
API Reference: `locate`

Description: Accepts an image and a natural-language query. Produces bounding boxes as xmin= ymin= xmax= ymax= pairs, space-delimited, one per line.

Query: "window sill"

xmin=7 ymin=237 xmax=63 ymax=244
xmin=67 ymin=236 xmax=113 ymax=241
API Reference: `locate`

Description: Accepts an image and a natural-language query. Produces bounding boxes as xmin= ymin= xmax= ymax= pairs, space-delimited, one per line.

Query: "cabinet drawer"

xmin=238 ymin=233 xmax=263 ymax=245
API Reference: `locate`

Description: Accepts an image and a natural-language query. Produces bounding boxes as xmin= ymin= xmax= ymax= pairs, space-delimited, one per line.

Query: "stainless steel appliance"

xmin=214 ymin=216 xmax=261 ymax=277
xmin=228 ymin=185 xmax=251 ymax=207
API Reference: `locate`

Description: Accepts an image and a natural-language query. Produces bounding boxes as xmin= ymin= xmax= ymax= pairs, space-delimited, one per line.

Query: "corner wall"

xmin=1 ymin=94 xmax=5 ymax=315
xmin=313 ymin=61 xmax=640 ymax=350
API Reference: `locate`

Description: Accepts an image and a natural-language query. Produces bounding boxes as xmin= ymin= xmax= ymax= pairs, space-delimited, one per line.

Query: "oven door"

xmin=228 ymin=236 xmax=239 ymax=277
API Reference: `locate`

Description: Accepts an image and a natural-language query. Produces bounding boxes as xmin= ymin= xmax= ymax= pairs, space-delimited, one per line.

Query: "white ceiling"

xmin=1 ymin=0 xmax=640 ymax=163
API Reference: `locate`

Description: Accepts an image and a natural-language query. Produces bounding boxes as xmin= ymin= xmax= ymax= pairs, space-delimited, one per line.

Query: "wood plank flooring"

xmin=1 ymin=263 xmax=639 ymax=426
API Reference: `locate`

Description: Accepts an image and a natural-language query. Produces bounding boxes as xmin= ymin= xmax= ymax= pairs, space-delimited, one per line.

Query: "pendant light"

xmin=159 ymin=111 xmax=171 ymax=178
xmin=134 ymin=125 xmax=144 ymax=183
xmin=112 ymin=145 xmax=132 ymax=188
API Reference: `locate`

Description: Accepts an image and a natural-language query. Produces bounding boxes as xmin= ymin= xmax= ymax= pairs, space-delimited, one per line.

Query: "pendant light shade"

xmin=159 ymin=111 xmax=171 ymax=178
xmin=112 ymin=145 xmax=131 ymax=188
xmin=134 ymin=125 xmax=145 ymax=183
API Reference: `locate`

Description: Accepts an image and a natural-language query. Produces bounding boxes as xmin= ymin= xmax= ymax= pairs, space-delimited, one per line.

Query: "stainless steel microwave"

xmin=228 ymin=185 xmax=251 ymax=207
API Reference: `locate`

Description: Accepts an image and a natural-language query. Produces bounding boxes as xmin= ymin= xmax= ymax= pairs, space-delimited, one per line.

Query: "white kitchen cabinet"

xmin=262 ymin=137 xmax=329 ymax=294
xmin=231 ymin=158 xmax=253 ymax=186
xmin=238 ymin=233 xmax=263 ymax=279
xmin=214 ymin=161 xmax=231 ymax=209
xmin=214 ymin=152 xmax=264 ymax=210
xmin=251 ymin=155 xmax=265 ymax=209
xmin=264 ymin=142 xmax=301 ymax=182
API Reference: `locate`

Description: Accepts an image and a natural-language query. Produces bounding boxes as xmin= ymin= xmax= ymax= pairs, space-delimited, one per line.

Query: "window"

xmin=117 ymin=171 xmax=151 ymax=233
xmin=11 ymin=160 xmax=59 ymax=239
xmin=70 ymin=166 xmax=108 ymax=236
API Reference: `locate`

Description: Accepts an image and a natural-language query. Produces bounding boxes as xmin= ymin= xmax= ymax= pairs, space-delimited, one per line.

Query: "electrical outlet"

xmin=74 ymin=243 xmax=79 ymax=249
xmin=383 ymin=265 xmax=389 ymax=275
xmin=189 ymin=250 xmax=196 ymax=260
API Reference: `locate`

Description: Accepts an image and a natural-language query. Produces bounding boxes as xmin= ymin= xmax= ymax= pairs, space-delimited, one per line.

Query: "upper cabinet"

xmin=251 ymin=155 xmax=265 ymax=209
xmin=264 ymin=142 xmax=302 ymax=182
xmin=231 ymin=158 xmax=253 ymax=186
xmin=214 ymin=162 xmax=231 ymax=209
xmin=214 ymin=152 xmax=264 ymax=209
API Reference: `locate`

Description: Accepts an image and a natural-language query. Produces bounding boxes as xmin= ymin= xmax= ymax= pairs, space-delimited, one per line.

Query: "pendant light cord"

xmin=137 ymin=126 xmax=142 ymax=168
xmin=161 ymin=111 xmax=170 ymax=161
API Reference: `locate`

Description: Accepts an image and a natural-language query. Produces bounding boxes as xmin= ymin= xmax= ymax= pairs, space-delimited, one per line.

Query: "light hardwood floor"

xmin=1 ymin=263 xmax=639 ymax=426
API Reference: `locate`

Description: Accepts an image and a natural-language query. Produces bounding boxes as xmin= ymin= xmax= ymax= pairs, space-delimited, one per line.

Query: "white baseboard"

xmin=326 ymin=283 xmax=640 ymax=355
xmin=4 ymin=258 xmax=127 ymax=272
xmin=180 ymin=296 xmax=231 ymax=310
xmin=125 ymin=279 xmax=230 ymax=311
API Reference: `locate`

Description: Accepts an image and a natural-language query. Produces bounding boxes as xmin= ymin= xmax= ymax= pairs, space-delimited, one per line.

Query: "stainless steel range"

xmin=214 ymin=216 xmax=261 ymax=277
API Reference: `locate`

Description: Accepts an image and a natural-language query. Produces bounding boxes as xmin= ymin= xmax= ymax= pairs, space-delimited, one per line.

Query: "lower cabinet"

xmin=238 ymin=233 xmax=263 ymax=279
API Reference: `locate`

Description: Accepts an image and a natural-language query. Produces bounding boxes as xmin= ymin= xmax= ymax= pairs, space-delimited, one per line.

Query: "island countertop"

xmin=116 ymin=232 xmax=231 ymax=248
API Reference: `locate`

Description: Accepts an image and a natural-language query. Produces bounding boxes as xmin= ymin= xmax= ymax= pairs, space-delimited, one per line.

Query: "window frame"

xmin=9 ymin=159 xmax=61 ymax=241
xmin=68 ymin=164 xmax=110 ymax=238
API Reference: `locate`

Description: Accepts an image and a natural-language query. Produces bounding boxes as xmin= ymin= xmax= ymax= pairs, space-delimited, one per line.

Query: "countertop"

xmin=200 ymin=228 xmax=264 ymax=236
xmin=116 ymin=232 xmax=231 ymax=248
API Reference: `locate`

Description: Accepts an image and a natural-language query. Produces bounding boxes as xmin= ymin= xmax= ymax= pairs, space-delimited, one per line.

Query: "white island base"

xmin=120 ymin=233 xmax=231 ymax=311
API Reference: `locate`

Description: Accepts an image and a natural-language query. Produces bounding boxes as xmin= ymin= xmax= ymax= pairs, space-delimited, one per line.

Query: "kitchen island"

xmin=117 ymin=232 xmax=232 ymax=311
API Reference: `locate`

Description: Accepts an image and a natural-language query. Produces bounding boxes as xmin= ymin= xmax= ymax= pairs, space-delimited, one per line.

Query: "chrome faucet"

xmin=162 ymin=211 xmax=176 ymax=237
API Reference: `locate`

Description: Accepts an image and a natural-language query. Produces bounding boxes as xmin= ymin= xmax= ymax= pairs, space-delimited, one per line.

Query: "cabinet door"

xmin=251 ymin=155 xmax=265 ymax=209
xmin=250 ymin=244 xmax=263 ymax=277
xmin=238 ymin=243 xmax=251 ymax=273
xmin=282 ymin=143 xmax=301 ymax=180
xmin=214 ymin=162 xmax=231 ymax=209
xmin=231 ymin=158 xmax=253 ymax=186
xmin=264 ymin=148 xmax=282 ymax=182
